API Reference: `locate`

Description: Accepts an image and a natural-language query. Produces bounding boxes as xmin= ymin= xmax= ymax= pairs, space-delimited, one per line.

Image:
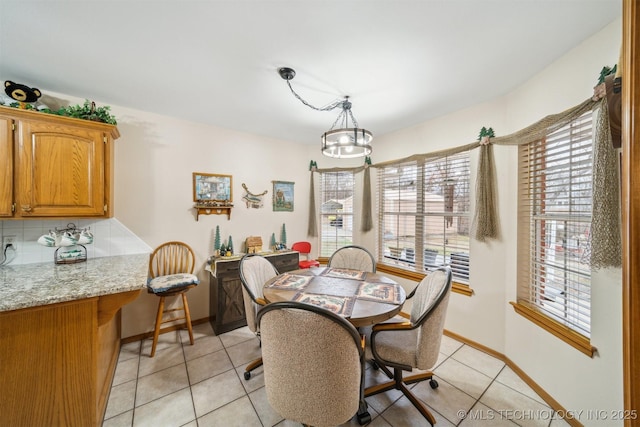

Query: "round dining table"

xmin=263 ymin=266 xmax=406 ymax=328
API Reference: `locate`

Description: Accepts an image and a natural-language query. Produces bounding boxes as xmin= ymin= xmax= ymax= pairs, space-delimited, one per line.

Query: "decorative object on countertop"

xmin=270 ymin=233 xmax=277 ymax=250
xmin=272 ymin=180 xmax=294 ymax=212
xmin=214 ymin=225 xmax=221 ymax=256
xmin=36 ymin=223 xmax=93 ymax=264
xmin=193 ymin=172 xmax=233 ymax=220
xmin=220 ymin=242 xmax=227 ymax=257
xmin=55 ymin=245 xmax=87 ymax=265
xmin=241 ymin=183 xmax=267 ymax=209
xmin=246 ymin=236 xmax=263 ymax=254
xmin=227 ymin=236 xmax=234 ymax=256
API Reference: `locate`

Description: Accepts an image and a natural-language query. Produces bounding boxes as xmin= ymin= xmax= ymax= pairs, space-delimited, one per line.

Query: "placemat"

xmin=356 ymin=282 xmax=403 ymax=304
xmin=293 ymin=292 xmax=356 ymax=317
xmin=320 ymin=268 xmax=367 ymax=281
xmin=266 ymin=274 xmax=313 ymax=290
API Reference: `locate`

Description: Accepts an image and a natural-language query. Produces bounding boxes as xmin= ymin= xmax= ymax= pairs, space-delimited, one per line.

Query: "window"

xmin=319 ymin=171 xmax=355 ymax=257
xmin=378 ymin=151 xmax=471 ymax=283
xmin=517 ymin=111 xmax=592 ymax=341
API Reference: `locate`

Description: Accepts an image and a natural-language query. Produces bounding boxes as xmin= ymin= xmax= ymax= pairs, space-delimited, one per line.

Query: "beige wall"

xmin=373 ymin=17 xmax=623 ymax=422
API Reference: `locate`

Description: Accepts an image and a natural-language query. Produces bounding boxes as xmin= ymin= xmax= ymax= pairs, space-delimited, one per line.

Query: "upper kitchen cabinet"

xmin=0 ymin=106 xmax=119 ymax=218
xmin=0 ymin=116 xmax=13 ymax=216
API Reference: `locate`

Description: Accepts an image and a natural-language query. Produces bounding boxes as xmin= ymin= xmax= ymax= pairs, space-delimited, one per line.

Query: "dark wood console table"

xmin=207 ymin=251 xmax=298 ymax=334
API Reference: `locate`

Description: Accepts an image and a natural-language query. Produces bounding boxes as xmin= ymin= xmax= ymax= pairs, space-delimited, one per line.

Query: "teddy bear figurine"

xmin=4 ymin=80 xmax=42 ymax=109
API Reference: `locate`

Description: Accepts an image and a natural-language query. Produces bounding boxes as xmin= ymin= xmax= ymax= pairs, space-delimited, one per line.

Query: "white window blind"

xmin=320 ymin=171 xmax=354 ymax=257
xmin=378 ymin=151 xmax=471 ymax=282
xmin=517 ymin=111 xmax=592 ymax=337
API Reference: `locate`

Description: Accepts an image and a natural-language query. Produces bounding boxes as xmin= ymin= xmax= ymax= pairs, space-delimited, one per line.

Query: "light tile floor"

xmin=103 ymin=322 xmax=572 ymax=427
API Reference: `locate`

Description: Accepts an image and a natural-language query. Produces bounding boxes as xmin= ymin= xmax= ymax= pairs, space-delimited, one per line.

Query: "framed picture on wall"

xmin=272 ymin=180 xmax=294 ymax=212
xmin=193 ymin=172 xmax=233 ymax=202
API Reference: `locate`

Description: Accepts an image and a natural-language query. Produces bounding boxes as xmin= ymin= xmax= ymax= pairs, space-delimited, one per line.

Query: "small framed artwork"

xmin=193 ymin=173 xmax=232 ymax=202
xmin=272 ymin=180 xmax=294 ymax=212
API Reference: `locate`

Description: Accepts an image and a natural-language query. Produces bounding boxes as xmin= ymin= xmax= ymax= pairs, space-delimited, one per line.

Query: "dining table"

xmin=262 ymin=266 xmax=406 ymax=425
xmin=263 ymin=266 xmax=406 ymax=328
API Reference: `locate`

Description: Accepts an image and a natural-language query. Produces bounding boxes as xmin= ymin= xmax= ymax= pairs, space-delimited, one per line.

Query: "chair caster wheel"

xmin=244 ymin=371 xmax=251 ymax=380
xmin=429 ymin=378 xmax=439 ymax=389
xmin=357 ymin=411 xmax=371 ymax=425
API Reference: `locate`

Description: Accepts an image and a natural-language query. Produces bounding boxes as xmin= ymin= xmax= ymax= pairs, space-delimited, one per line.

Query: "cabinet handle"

xmin=21 ymin=205 xmax=32 ymax=212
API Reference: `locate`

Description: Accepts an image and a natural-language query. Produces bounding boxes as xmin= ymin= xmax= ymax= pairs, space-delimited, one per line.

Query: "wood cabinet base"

xmin=0 ymin=290 xmax=140 ymax=427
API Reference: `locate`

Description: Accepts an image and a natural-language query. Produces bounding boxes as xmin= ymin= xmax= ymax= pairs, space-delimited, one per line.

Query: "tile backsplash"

xmin=0 ymin=218 xmax=151 ymax=265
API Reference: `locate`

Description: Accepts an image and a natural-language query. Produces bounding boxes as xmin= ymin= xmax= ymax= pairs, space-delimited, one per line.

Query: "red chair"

xmin=291 ymin=241 xmax=320 ymax=269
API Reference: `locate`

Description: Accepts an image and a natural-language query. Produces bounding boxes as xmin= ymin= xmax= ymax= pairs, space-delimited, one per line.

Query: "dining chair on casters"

xmin=257 ymin=301 xmax=367 ymax=426
xmin=291 ymin=241 xmax=320 ymax=269
xmin=239 ymin=253 xmax=279 ymax=380
xmin=328 ymin=245 xmax=377 ymax=273
xmin=365 ymin=267 xmax=453 ymax=426
xmin=146 ymin=241 xmax=199 ymax=358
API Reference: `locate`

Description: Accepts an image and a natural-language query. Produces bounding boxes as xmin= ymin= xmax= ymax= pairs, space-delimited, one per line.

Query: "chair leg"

xmin=244 ymin=357 xmax=263 ymax=380
xmin=151 ymin=296 xmax=166 ymax=357
xmin=404 ymin=371 xmax=434 ymax=385
xmin=182 ymin=293 xmax=194 ymax=345
xmin=397 ymin=381 xmax=437 ymax=426
xmin=363 ymin=367 xmax=437 ymax=426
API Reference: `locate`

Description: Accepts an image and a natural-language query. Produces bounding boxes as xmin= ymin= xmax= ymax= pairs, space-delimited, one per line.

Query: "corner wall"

xmin=373 ymin=17 xmax=623 ymax=421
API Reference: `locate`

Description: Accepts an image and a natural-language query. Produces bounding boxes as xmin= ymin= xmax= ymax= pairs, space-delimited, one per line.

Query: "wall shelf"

xmin=194 ymin=205 xmax=232 ymax=221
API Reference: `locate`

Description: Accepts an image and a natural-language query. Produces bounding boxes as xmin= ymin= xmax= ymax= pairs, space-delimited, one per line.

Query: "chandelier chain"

xmin=279 ymin=67 xmax=372 ymax=158
xmin=286 ymin=80 xmax=343 ymax=112
xmin=347 ymin=108 xmax=359 ymax=129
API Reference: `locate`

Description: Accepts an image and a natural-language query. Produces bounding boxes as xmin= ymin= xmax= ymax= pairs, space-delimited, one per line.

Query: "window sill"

xmin=376 ymin=264 xmax=473 ymax=297
xmin=317 ymin=259 xmax=473 ymax=297
xmin=510 ymin=301 xmax=596 ymax=358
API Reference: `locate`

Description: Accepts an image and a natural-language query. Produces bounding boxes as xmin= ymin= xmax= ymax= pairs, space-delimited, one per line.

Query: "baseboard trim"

xmin=120 ymin=317 xmax=212 ymax=345
xmin=443 ymin=329 xmax=583 ymax=427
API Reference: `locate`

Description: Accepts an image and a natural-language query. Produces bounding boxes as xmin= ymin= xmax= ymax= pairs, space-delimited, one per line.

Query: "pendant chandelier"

xmin=278 ymin=67 xmax=373 ymax=159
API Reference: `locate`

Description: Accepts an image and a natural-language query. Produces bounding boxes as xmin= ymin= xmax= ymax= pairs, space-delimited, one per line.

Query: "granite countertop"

xmin=0 ymin=253 xmax=150 ymax=313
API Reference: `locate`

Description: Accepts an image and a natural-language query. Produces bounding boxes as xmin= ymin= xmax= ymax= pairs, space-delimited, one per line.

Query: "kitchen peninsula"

xmin=0 ymin=253 xmax=149 ymax=427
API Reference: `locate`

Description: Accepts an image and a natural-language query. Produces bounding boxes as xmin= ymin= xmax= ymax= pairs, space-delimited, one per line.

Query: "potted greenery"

xmin=53 ymin=99 xmax=117 ymax=125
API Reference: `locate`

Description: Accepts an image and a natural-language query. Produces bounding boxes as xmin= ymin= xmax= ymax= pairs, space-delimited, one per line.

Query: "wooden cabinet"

xmin=0 ymin=290 xmax=140 ymax=427
xmin=209 ymin=251 xmax=299 ymax=334
xmin=0 ymin=116 xmax=13 ymax=216
xmin=0 ymin=106 xmax=119 ymax=218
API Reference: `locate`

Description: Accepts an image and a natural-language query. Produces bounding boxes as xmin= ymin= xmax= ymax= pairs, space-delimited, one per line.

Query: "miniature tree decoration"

xmin=270 ymin=233 xmax=276 ymax=249
xmin=214 ymin=226 xmax=221 ymax=254
xmin=227 ymin=236 xmax=234 ymax=255
xmin=280 ymin=223 xmax=287 ymax=247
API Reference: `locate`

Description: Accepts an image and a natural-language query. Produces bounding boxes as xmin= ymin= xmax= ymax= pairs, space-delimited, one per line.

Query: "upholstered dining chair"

xmin=239 ymin=253 xmax=279 ymax=380
xmin=328 ymin=245 xmax=377 ymax=273
xmin=147 ymin=241 xmax=199 ymax=357
xmin=291 ymin=241 xmax=320 ymax=269
xmin=257 ymin=301 xmax=366 ymax=427
xmin=365 ymin=267 xmax=452 ymax=426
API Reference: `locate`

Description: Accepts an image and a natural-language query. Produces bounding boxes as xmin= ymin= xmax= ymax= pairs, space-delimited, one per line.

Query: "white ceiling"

xmin=0 ymin=1 xmax=621 ymax=145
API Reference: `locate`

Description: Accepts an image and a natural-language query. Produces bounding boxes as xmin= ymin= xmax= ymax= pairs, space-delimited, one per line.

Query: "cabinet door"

xmin=0 ymin=117 xmax=13 ymax=217
xmin=16 ymin=120 xmax=105 ymax=216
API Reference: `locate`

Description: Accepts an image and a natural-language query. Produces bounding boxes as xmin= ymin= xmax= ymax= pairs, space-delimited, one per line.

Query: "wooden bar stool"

xmin=147 ymin=241 xmax=199 ymax=357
